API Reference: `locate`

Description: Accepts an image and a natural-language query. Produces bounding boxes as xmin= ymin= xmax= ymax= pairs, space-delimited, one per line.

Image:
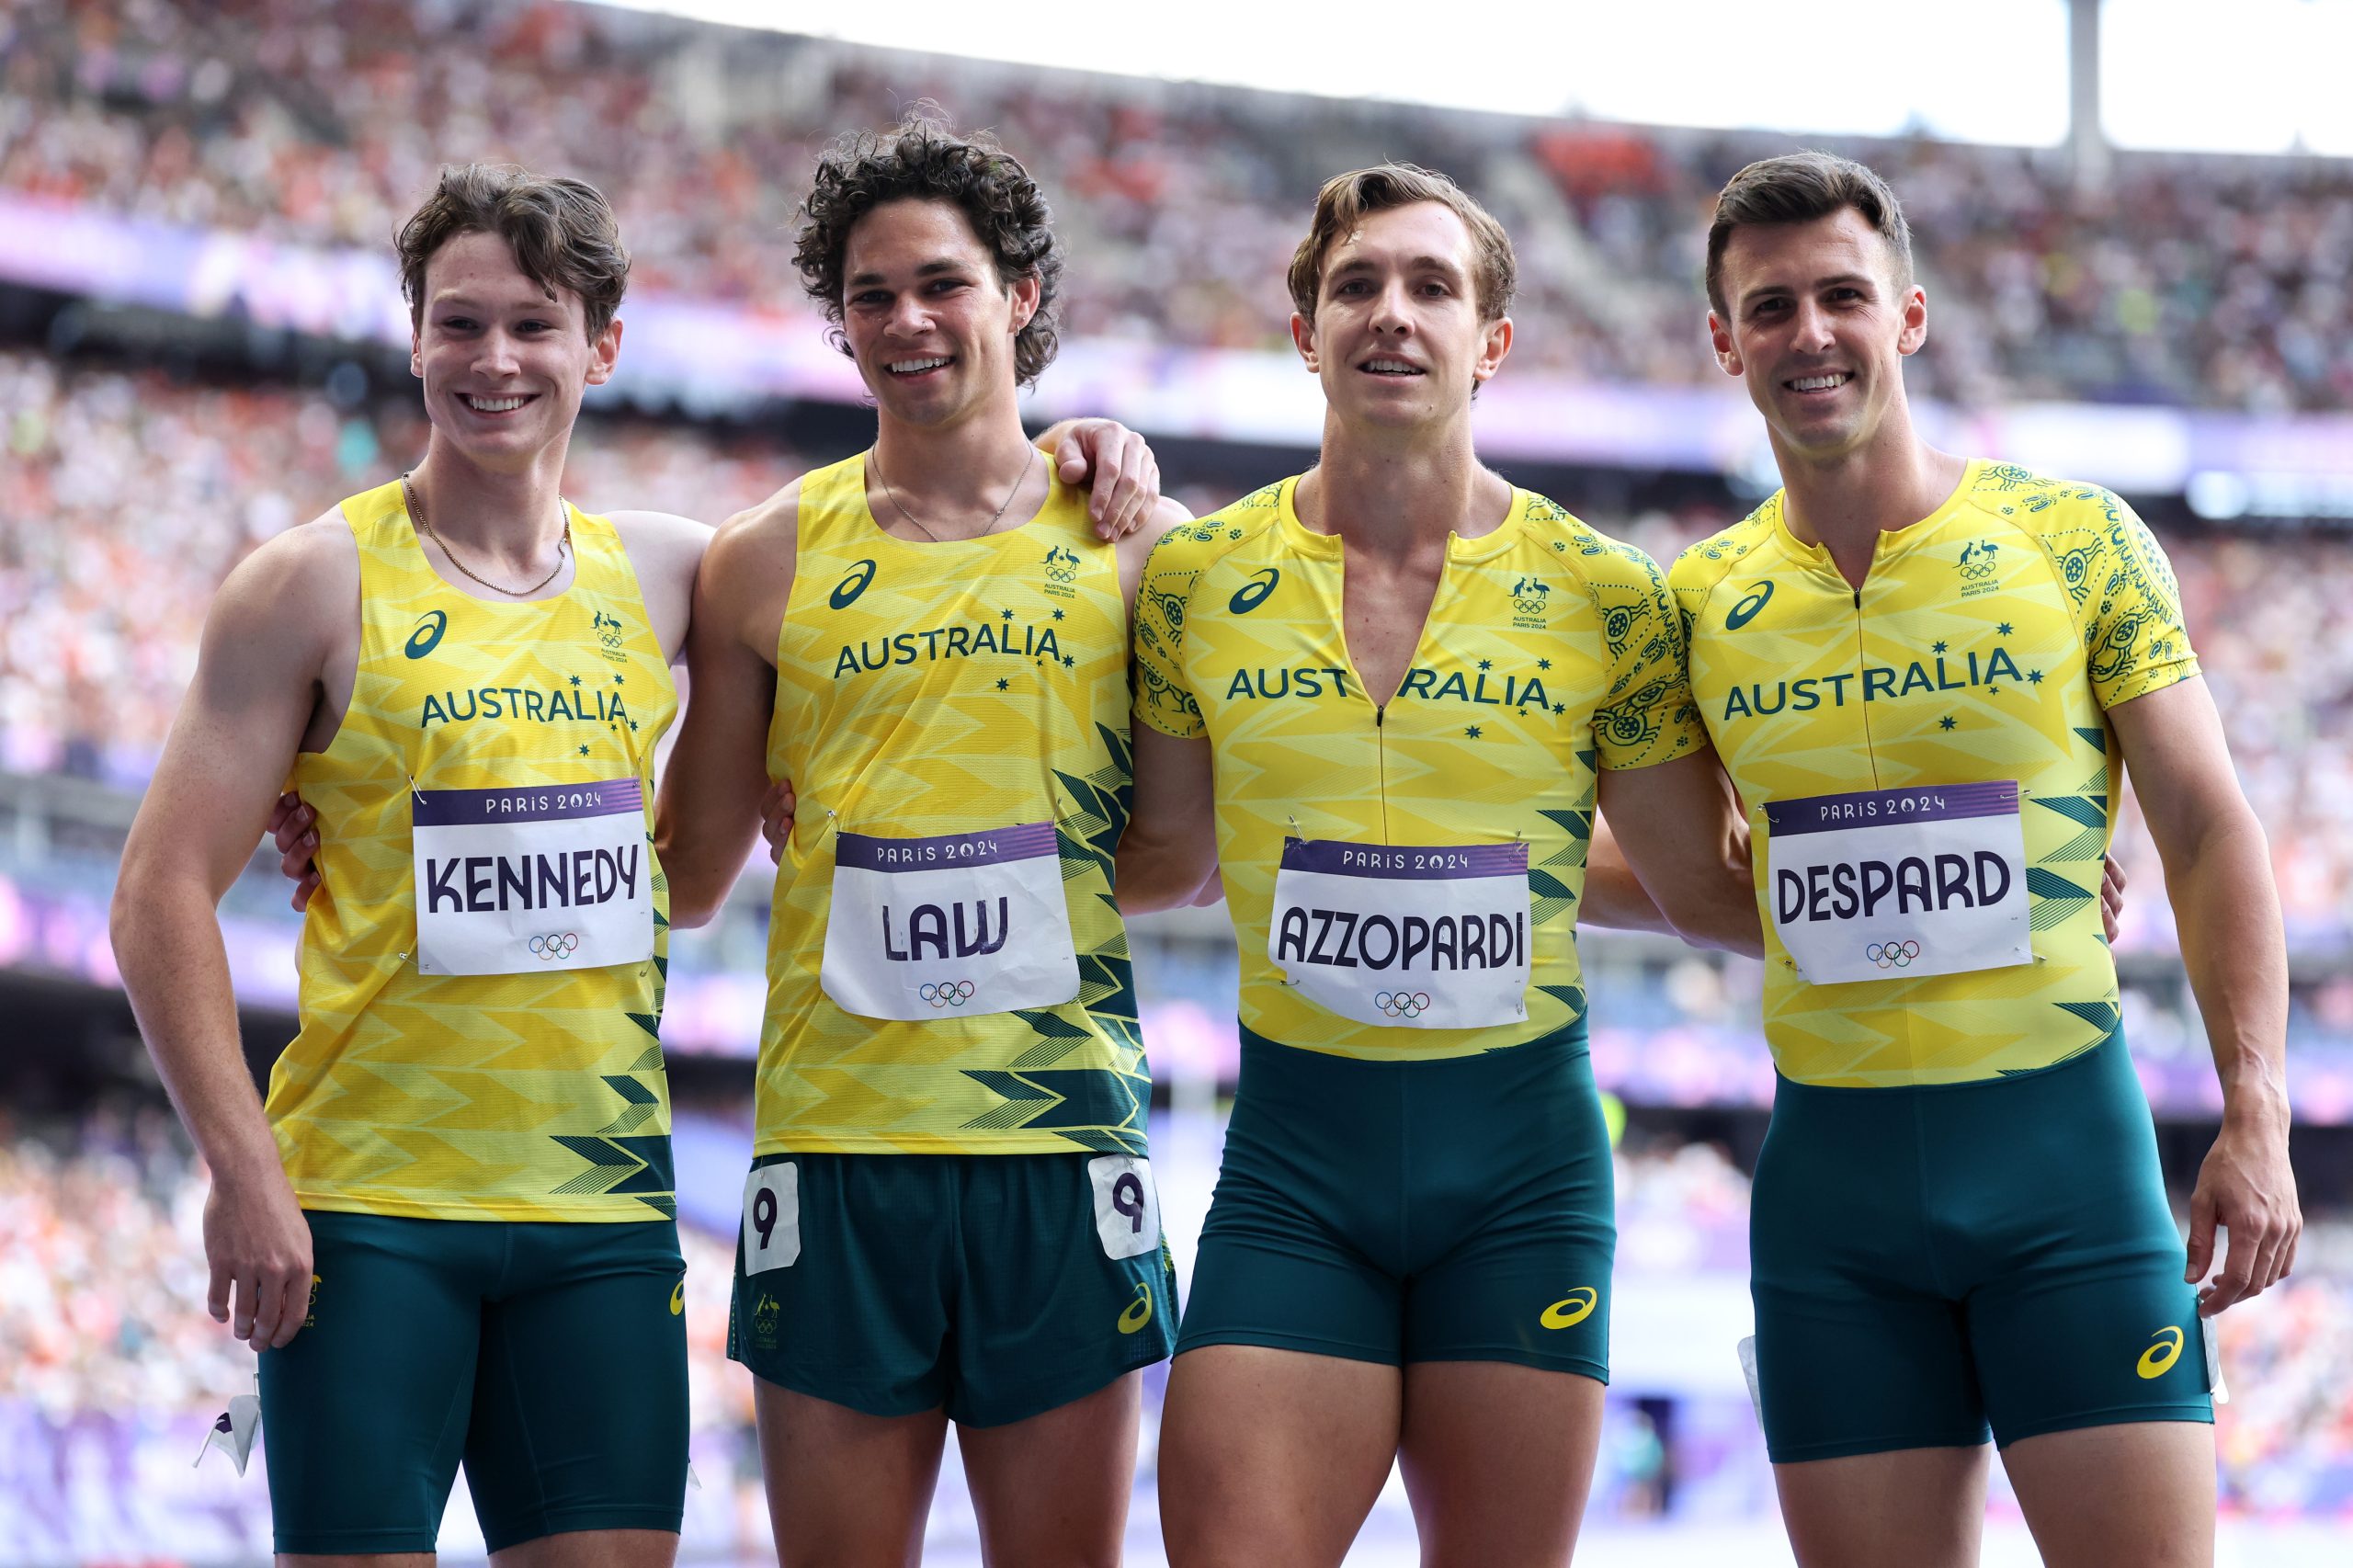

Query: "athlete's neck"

xmin=870 ymin=403 xmax=1043 ymax=536
xmin=406 ymin=439 xmax=572 ymax=575
xmin=1772 ymin=410 xmax=1967 ymax=588
xmin=1301 ymin=415 xmax=1510 ymax=558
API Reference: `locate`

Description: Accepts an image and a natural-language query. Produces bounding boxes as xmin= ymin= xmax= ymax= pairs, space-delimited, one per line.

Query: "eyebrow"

xmin=846 ymin=257 xmax=972 ymax=288
xmin=1327 ymin=254 xmax=1467 ymax=285
xmin=1741 ymin=271 xmax=1876 ymax=306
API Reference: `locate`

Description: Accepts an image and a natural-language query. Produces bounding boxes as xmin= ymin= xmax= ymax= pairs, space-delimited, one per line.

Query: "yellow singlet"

xmin=1133 ymin=478 xmax=1704 ymax=1062
xmin=759 ymin=454 xmax=1146 ymax=1156
xmin=269 ymin=480 xmax=680 ymax=1221
xmin=1671 ymin=460 xmax=2200 ymax=1087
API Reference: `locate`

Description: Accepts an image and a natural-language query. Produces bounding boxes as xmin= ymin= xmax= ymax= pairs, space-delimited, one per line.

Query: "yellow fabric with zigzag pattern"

xmin=1133 ymin=476 xmax=1704 ymax=1062
xmin=759 ymin=455 xmax=1147 ymax=1156
xmin=268 ymin=480 xmax=679 ymax=1221
xmin=1671 ymin=460 xmax=2200 ymax=1087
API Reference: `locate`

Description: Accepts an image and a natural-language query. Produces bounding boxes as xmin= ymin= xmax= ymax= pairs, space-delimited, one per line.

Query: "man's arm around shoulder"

xmin=111 ymin=517 xmax=352 ymax=1352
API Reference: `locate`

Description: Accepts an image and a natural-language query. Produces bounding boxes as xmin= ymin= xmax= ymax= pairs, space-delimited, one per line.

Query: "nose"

xmin=885 ymin=292 xmax=935 ymax=339
xmin=473 ymin=326 xmax=522 ymax=378
xmin=1790 ymin=296 xmax=1836 ymax=355
xmin=1370 ymin=276 xmax=1415 ymax=336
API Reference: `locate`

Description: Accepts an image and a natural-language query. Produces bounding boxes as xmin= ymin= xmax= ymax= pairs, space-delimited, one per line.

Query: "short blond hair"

xmin=1287 ymin=164 xmax=1516 ymax=324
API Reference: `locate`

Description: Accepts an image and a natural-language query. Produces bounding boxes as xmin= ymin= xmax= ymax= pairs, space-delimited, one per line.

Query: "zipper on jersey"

xmin=1848 ymin=585 xmax=1882 ymax=790
xmin=1374 ymin=702 xmax=1391 ymax=839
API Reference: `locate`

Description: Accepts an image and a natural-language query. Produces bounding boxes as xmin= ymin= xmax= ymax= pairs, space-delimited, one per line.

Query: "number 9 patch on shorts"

xmin=743 ymin=1163 xmax=802 ymax=1274
xmin=1086 ymin=1156 xmax=1161 ymax=1260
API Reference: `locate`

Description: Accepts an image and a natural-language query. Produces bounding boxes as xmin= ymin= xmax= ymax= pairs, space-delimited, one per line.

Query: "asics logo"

xmin=1374 ymin=990 xmax=1431 ymax=1019
xmin=1118 ymin=1281 xmax=1154 ymax=1335
xmin=405 ymin=610 xmax=449 ymax=659
xmin=528 ymin=932 xmax=582 ymax=960
xmin=1540 ymin=1288 xmax=1599 ymax=1330
xmin=1230 ymin=567 xmax=1279 ymax=614
xmin=831 ymin=559 xmax=878 ymax=609
xmin=669 ymin=1279 xmax=685 ymax=1316
xmin=918 ymin=980 xmax=976 ymax=1008
xmin=1724 ymin=581 xmax=1774 ymax=631
xmin=2137 ymin=1325 xmax=2183 ymax=1379
xmin=1864 ymin=939 xmax=1921 ymax=970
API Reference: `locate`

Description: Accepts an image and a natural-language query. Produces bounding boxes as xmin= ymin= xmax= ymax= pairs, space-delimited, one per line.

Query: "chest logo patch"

xmin=831 ymin=559 xmax=878 ymax=609
xmin=1724 ymin=581 xmax=1774 ymax=631
xmin=1230 ymin=567 xmax=1279 ymax=614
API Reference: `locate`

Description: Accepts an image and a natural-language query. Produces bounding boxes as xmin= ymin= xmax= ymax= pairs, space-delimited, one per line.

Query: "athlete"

xmin=1114 ymin=165 xmax=1757 ymax=1568
xmin=111 ymin=164 xmax=707 ymax=1566
xmin=652 ymin=118 xmax=1189 ymax=1567
xmin=1672 ymin=152 xmax=2300 ymax=1568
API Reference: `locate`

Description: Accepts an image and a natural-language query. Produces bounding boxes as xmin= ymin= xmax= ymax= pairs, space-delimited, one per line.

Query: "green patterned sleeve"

xmin=1131 ymin=527 xmax=1208 ymax=739
xmin=1586 ymin=542 xmax=1707 ymax=770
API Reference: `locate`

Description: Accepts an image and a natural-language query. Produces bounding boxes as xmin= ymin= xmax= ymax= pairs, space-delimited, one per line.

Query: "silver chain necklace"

xmin=871 ymin=442 xmax=1037 ymax=543
xmin=402 ymin=472 xmax=571 ymax=597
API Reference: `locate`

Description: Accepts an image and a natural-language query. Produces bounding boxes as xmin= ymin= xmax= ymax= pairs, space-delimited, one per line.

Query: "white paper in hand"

xmin=195 ymin=1390 xmax=261 ymax=1476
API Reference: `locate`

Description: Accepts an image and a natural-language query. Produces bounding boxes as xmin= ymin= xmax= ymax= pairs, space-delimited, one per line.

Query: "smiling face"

xmin=838 ymin=197 xmax=1038 ymax=430
xmin=1709 ymin=208 xmax=1927 ymax=462
xmin=409 ymin=229 xmax=618 ymax=470
xmin=1291 ymin=200 xmax=1511 ymax=431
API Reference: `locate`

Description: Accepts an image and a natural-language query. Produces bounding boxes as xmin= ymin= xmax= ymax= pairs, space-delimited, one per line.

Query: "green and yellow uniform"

xmin=727 ymin=455 xmax=1174 ymax=1425
xmin=1134 ymin=477 xmax=1701 ymax=1372
xmin=259 ymin=480 xmax=687 ymax=1553
xmin=1673 ymin=461 xmax=2212 ymax=1458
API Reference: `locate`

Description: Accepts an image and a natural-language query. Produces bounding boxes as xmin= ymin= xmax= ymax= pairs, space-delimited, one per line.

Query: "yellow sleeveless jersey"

xmin=760 ymin=454 xmax=1146 ymax=1156
xmin=1134 ymin=477 xmax=1704 ymax=1062
xmin=268 ymin=480 xmax=680 ymax=1221
xmin=1670 ymin=460 xmax=2200 ymax=1087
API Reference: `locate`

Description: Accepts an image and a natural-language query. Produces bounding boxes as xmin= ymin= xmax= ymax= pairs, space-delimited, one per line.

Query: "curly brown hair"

xmin=396 ymin=163 xmax=629 ymax=338
xmin=794 ymin=113 xmax=1063 ymax=387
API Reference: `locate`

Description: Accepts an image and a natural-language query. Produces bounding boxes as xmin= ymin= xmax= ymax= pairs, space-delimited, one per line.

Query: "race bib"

xmin=1765 ymin=780 xmax=2031 ymax=986
xmin=820 ymin=823 xmax=1080 ymax=1021
xmin=412 ymin=778 xmax=654 ymax=976
xmin=1269 ymin=838 xmax=1531 ymax=1029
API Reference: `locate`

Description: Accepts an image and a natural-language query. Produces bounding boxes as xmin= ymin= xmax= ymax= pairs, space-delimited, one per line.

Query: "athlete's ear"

xmin=1473 ymin=314 xmax=1511 ymax=384
xmin=1708 ymin=311 xmax=1743 ymax=378
xmin=1007 ymin=271 xmax=1042 ymax=335
xmin=1897 ymin=283 xmax=1929 ymax=358
xmin=585 ymin=316 xmax=622 ymax=387
xmin=1290 ymin=311 xmax=1318 ymax=373
xmin=410 ymin=326 xmax=424 ymax=381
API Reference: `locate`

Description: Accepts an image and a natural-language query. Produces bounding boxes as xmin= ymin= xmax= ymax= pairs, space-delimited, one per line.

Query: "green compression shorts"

xmin=1751 ymin=1034 xmax=2212 ymax=1462
xmin=1177 ymin=1022 xmax=1614 ymax=1378
xmin=727 ymin=1152 xmax=1178 ymax=1427
xmin=257 ymin=1210 xmax=688 ymax=1555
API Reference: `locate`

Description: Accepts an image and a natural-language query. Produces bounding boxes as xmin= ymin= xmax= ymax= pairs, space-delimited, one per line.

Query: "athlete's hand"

xmin=759 ymin=778 xmax=797 ymax=865
xmin=204 ymin=1166 xmax=314 ymax=1351
xmin=267 ymin=792 xmax=321 ymax=912
xmin=1051 ymin=419 xmax=1162 ymax=541
xmin=2101 ymin=853 xmax=2126 ymax=943
xmin=2185 ymin=1111 xmax=2301 ymax=1315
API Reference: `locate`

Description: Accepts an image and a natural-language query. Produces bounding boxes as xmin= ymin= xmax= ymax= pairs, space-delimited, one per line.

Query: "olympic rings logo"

xmin=1864 ymin=940 xmax=1921 ymax=970
xmin=919 ymin=980 xmax=977 ymax=1008
xmin=529 ymin=932 xmax=582 ymax=960
xmin=1375 ymin=991 xmax=1432 ymax=1018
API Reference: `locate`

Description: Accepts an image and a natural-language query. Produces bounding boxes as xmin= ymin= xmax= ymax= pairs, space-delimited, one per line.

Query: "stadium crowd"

xmin=5 ymin=1113 xmax=2348 ymax=1519
xmin=6 ymin=0 xmax=2353 ymax=410
xmin=2 ymin=350 xmax=2347 ymax=947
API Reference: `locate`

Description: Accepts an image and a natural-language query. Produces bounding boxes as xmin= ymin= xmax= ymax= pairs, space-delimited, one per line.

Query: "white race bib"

xmin=412 ymin=778 xmax=654 ymax=976
xmin=1764 ymin=780 xmax=2032 ymax=986
xmin=820 ymin=822 xmax=1080 ymax=1021
xmin=1269 ymin=837 xmax=1531 ymax=1029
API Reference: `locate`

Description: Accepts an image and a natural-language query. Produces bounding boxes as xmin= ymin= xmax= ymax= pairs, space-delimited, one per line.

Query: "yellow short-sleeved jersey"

xmin=758 ymin=455 xmax=1147 ymax=1157
xmin=1135 ymin=477 xmax=1704 ymax=1062
xmin=1671 ymin=460 xmax=2200 ymax=1087
xmin=271 ymin=481 xmax=680 ymax=1221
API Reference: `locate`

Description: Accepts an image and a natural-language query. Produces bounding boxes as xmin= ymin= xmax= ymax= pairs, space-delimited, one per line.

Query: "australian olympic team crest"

xmin=1042 ymin=543 xmax=1082 ymax=600
xmin=1957 ymin=539 xmax=2003 ymax=598
xmin=1510 ymin=574 xmax=1552 ymax=629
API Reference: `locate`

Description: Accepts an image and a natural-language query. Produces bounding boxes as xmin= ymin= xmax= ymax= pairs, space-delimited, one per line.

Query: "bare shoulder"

xmin=1115 ymin=494 xmax=1194 ymax=576
xmin=716 ymin=477 xmax=803 ymax=552
xmin=214 ymin=509 xmax=357 ymax=639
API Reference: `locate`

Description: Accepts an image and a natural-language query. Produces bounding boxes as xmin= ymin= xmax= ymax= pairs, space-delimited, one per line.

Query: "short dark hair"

xmin=795 ymin=112 xmax=1063 ymax=388
xmin=1705 ymin=152 xmax=1913 ymax=320
xmin=1288 ymin=163 xmax=1517 ymax=324
xmin=396 ymin=163 xmax=630 ymax=338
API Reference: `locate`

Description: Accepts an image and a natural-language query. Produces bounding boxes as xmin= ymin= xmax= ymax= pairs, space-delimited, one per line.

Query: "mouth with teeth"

xmin=886 ymin=355 xmax=955 ymax=381
xmin=460 ymin=392 xmax=535 ymax=415
xmin=1783 ymin=371 xmax=1853 ymax=396
xmin=1359 ymin=358 xmax=1425 ymax=378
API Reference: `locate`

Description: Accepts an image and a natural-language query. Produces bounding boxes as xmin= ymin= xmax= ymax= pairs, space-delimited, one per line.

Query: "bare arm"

xmin=654 ymin=493 xmax=793 ymax=927
xmin=606 ymin=508 xmax=713 ymax=664
xmin=1116 ymin=723 xmax=1220 ymax=914
xmin=110 ymin=523 xmax=348 ymax=1351
xmin=1593 ymin=749 xmax=1761 ymax=957
xmin=1581 ymin=815 xmax=1677 ymax=936
xmin=2110 ymin=675 xmax=2299 ymax=1313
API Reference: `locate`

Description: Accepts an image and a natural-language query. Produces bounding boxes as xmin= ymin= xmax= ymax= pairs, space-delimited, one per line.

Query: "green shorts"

xmin=1177 ymin=1023 xmax=1613 ymax=1379
xmin=257 ymin=1210 xmax=688 ymax=1555
xmin=1751 ymin=1035 xmax=2212 ymax=1462
xmin=727 ymin=1152 xmax=1178 ymax=1427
